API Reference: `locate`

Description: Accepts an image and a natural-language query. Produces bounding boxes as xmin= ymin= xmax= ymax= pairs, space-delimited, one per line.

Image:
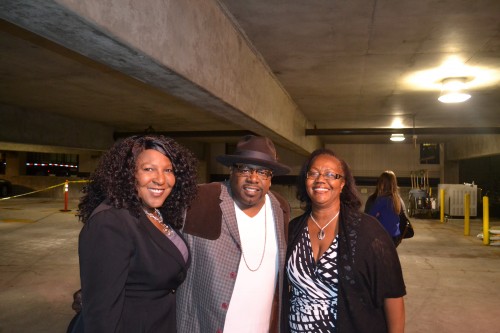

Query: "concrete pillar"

xmin=443 ymin=160 xmax=459 ymax=184
xmin=78 ymin=152 xmax=102 ymax=176
xmin=5 ymin=151 xmax=26 ymax=176
xmin=210 ymin=143 xmax=228 ymax=175
xmin=0 ymin=151 xmax=6 ymax=175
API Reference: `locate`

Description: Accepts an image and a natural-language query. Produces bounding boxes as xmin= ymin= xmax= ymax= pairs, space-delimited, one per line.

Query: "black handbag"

xmin=399 ymin=210 xmax=414 ymax=239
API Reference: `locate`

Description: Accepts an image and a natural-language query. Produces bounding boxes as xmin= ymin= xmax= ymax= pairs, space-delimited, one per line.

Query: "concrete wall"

xmin=3 ymin=140 xmax=497 ymax=217
xmin=446 ymin=135 xmax=500 ymax=161
xmin=0 ymin=105 xmax=114 ymax=152
xmin=326 ymin=143 xmax=442 ymax=179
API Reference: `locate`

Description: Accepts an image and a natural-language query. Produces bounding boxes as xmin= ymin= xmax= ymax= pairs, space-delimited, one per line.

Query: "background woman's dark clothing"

xmin=364 ymin=193 xmax=376 ymax=214
xmin=74 ymin=202 xmax=190 ymax=333
xmin=282 ymin=204 xmax=406 ymax=333
xmin=369 ymin=196 xmax=401 ymax=238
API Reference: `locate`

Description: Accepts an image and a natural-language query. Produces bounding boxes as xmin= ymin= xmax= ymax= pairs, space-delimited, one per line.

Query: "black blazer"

xmin=75 ymin=203 xmax=189 ymax=333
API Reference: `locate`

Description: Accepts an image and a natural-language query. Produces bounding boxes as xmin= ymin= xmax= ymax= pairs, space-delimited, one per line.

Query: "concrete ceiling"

xmin=1 ymin=0 xmax=500 ymax=152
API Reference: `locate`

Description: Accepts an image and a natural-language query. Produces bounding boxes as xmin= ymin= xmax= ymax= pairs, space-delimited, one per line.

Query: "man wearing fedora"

xmin=176 ymin=135 xmax=291 ymax=333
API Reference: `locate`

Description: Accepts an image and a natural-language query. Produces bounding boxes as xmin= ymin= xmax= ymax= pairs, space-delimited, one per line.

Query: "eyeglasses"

xmin=232 ymin=164 xmax=273 ymax=180
xmin=306 ymin=170 xmax=343 ymax=180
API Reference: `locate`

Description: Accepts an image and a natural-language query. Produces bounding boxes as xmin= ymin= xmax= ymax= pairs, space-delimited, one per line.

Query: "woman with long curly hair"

xmin=282 ymin=148 xmax=405 ymax=333
xmin=73 ymin=135 xmax=198 ymax=333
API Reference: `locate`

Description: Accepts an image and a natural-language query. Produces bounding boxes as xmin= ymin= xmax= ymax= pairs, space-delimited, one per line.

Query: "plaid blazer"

xmin=177 ymin=181 xmax=290 ymax=333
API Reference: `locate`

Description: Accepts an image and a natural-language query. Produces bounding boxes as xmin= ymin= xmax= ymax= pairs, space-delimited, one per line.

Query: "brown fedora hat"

xmin=216 ymin=135 xmax=291 ymax=176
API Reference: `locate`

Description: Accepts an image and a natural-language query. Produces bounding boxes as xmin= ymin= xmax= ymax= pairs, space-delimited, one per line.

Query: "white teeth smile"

xmin=150 ymin=188 xmax=163 ymax=193
xmin=314 ymin=188 xmax=329 ymax=192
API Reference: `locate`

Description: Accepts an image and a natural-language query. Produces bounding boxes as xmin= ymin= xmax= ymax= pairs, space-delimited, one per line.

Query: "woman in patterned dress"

xmin=282 ymin=148 xmax=406 ymax=333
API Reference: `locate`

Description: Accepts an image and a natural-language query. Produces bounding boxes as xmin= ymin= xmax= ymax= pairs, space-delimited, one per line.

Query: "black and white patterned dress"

xmin=286 ymin=225 xmax=339 ymax=333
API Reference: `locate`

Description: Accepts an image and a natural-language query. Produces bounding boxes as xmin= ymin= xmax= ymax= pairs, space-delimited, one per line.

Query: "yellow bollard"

xmin=440 ymin=189 xmax=445 ymax=223
xmin=464 ymin=193 xmax=470 ymax=236
xmin=483 ymin=196 xmax=489 ymax=245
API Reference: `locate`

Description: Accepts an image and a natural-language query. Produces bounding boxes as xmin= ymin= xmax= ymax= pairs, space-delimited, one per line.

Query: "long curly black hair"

xmin=296 ymin=148 xmax=361 ymax=212
xmin=78 ymin=135 xmax=198 ymax=229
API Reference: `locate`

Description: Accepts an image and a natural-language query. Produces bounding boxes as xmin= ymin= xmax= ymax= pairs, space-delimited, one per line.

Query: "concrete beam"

xmin=1 ymin=0 xmax=321 ymax=155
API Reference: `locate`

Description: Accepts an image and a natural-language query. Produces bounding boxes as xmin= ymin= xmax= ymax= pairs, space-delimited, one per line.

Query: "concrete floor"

xmin=1 ymin=198 xmax=499 ymax=333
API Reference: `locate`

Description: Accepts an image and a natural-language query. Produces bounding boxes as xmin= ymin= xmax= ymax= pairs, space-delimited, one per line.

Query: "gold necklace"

xmin=144 ymin=208 xmax=173 ymax=237
xmin=310 ymin=211 xmax=339 ymax=240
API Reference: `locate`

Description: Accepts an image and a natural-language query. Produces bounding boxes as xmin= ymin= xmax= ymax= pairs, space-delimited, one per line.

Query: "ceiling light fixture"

xmin=438 ymin=77 xmax=471 ymax=103
xmin=390 ymin=133 xmax=405 ymax=142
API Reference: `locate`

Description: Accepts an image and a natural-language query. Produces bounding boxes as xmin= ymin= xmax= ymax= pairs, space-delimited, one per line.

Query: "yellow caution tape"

xmin=0 ymin=180 xmax=90 ymax=201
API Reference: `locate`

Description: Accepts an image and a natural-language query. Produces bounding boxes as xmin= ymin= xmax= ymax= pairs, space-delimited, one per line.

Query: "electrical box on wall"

xmin=438 ymin=183 xmax=477 ymax=217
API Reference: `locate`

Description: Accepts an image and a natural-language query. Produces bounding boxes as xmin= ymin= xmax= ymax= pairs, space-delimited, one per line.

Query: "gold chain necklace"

xmin=144 ymin=208 xmax=173 ymax=237
xmin=241 ymin=203 xmax=267 ymax=272
xmin=310 ymin=210 xmax=339 ymax=240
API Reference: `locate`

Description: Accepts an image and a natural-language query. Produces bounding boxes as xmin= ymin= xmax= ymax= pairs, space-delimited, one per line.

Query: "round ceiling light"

xmin=438 ymin=77 xmax=471 ymax=103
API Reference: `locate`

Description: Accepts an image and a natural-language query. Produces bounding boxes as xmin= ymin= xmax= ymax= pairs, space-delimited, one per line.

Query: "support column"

xmin=5 ymin=151 xmax=26 ymax=177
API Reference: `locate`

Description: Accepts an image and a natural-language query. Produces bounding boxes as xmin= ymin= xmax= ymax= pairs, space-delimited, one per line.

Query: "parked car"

xmin=0 ymin=179 xmax=12 ymax=197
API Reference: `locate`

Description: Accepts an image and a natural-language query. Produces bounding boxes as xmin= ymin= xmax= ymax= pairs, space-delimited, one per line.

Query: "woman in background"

xmin=74 ymin=134 xmax=198 ymax=333
xmin=366 ymin=170 xmax=405 ymax=246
